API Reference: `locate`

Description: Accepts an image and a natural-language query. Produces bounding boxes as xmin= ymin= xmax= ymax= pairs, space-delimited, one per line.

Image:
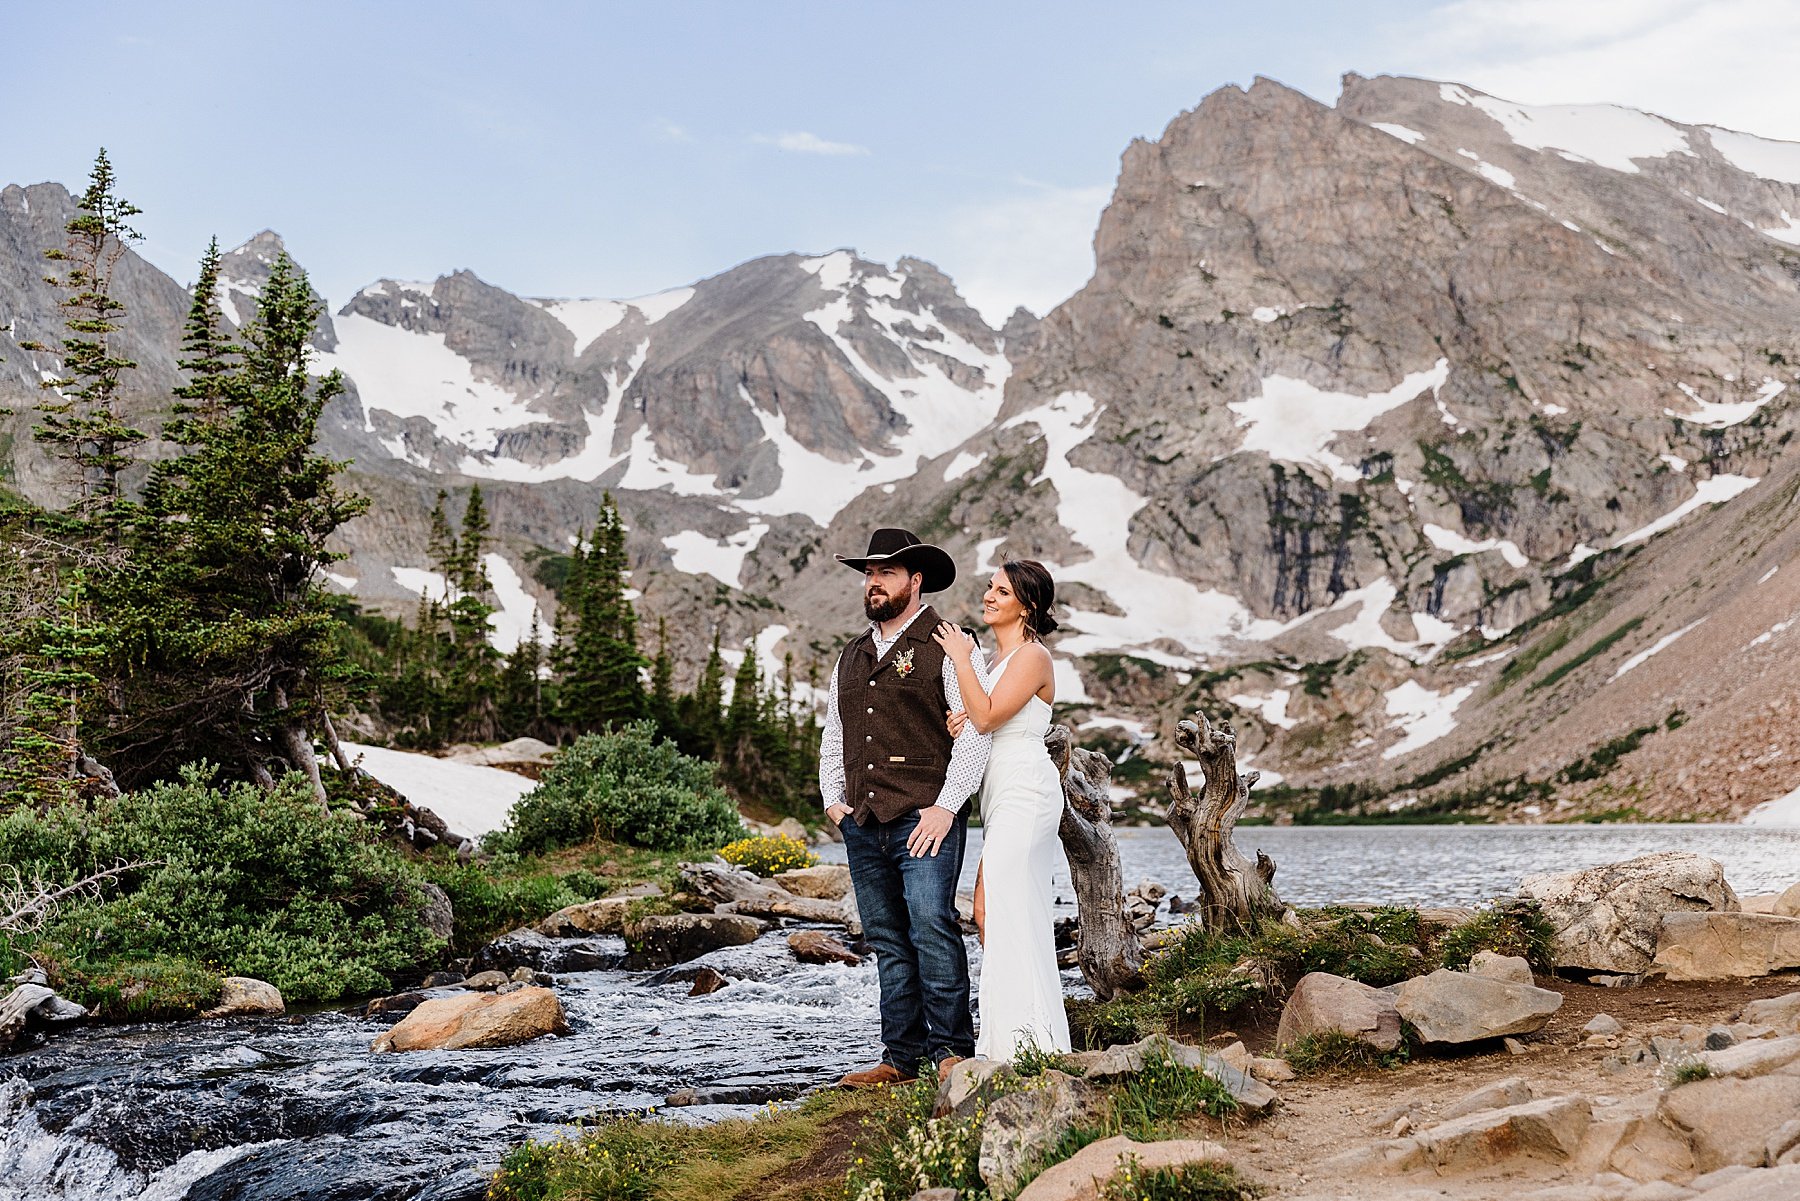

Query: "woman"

xmin=932 ymin=559 xmax=1072 ymax=1061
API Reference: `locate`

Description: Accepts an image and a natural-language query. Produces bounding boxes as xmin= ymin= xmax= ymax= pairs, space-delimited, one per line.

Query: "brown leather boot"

xmin=840 ymin=1062 xmax=916 ymax=1088
xmin=936 ymin=1055 xmax=965 ymax=1084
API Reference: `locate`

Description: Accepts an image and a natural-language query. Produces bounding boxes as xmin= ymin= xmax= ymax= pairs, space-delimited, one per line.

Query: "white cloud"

xmin=650 ymin=118 xmax=693 ymax=143
xmin=1390 ymin=0 xmax=1800 ymax=142
xmin=929 ymin=179 xmax=1111 ymax=325
xmin=753 ymin=130 xmax=871 ymax=156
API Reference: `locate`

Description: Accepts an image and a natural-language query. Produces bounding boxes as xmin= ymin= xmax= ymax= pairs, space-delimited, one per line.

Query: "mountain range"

xmin=5 ymin=72 xmax=1800 ymax=820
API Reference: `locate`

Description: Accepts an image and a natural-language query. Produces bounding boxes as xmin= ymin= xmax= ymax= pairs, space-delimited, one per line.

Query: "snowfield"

xmin=343 ymin=742 xmax=534 ymax=842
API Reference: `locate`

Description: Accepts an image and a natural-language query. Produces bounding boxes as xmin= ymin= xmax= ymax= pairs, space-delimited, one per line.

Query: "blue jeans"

xmin=840 ymin=807 xmax=975 ymax=1072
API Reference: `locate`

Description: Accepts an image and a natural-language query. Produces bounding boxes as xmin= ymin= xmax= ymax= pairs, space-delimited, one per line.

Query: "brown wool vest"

xmin=837 ymin=605 xmax=959 ymax=825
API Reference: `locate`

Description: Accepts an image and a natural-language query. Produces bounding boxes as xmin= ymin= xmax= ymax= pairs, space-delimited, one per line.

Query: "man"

xmin=821 ymin=527 xmax=991 ymax=1087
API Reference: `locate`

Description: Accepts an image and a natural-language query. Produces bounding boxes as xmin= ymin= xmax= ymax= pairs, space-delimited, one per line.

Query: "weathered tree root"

xmin=1046 ymin=725 xmax=1144 ymax=1000
xmin=1165 ymin=711 xmax=1284 ymax=934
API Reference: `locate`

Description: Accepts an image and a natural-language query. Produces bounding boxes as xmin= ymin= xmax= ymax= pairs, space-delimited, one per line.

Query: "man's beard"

xmin=864 ymin=586 xmax=910 ymax=623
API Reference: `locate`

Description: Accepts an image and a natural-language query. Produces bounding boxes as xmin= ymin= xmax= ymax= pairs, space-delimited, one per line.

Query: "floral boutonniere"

xmin=893 ymin=648 xmax=916 ymax=678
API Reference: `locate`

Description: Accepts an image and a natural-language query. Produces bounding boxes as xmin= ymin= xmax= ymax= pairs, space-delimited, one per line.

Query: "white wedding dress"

xmin=972 ymin=652 xmax=1073 ymax=1061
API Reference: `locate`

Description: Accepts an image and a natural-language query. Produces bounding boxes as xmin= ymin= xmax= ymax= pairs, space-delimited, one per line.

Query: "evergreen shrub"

xmin=1434 ymin=900 xmax=1557 ymax=971
xmin=717 ymin=833 xmax=816 ymax=877
xmin=0 ymin=765 xmax=436 ymax=1008
xmin=487 ymin=723 xmax=742 ymax=855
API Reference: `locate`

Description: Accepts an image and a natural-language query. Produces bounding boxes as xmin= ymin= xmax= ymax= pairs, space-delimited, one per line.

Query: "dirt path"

xmin=1187 ymin=977 xmax=1800 ymax=1199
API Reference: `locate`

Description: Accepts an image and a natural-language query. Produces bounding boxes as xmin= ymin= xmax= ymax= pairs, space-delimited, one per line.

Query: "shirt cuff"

xmin=932 ymin=797 xmax=965 ymax=815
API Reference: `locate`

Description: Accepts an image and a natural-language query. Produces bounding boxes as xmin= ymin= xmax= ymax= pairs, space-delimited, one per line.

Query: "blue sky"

xmin=7 ymin=1 xmax=1799 ymax=322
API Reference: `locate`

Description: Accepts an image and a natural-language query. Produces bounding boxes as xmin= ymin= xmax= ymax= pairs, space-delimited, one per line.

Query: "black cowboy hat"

xmin=835 ymin=527 xmax=957 ymax=593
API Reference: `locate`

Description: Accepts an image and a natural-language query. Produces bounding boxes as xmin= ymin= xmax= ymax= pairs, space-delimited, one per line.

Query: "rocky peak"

xmin=217 ymin=230 xmax=337 ymax=349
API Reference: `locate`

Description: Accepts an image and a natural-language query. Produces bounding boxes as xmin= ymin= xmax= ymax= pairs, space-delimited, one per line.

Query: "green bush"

xmin=1111 ymin=1045 xmax=1238 ymax=1140
xmin=0 ymin=765 xmax=437 ymax=1008
xmin=1103 ymin=1157 xmax=1266 ymax=1201
xmin=417 ymin=862 xmax=578 ymax=956
xmin=487 ymin=723 xmax=743 ymax=855
xmin=1280 ymin=1030 xmax=1409 ymax=1076
xmin=1435 ymin=900 xmax=1557 ymax=971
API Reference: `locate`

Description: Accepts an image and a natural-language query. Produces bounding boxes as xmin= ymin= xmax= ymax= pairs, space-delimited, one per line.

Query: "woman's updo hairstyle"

xmin=999 ymin=558 xmax=1060 ymax=640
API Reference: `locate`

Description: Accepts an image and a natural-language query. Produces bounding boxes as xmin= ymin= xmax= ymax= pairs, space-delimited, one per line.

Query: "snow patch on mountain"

xmin=1702 ymin=127 xmax=1800 ymax=185
xmin=1382 ymin=681 xmax=1475 ymax=760
xmin=318 ymin=314 xmax=548 ymax=449
xmin=662 ymin=521 xmax=769 ymax=588
xmin=1439 ymin=84 xmax=1691 ymax=174
xmin=1613 ymin=475 xmax=1761 ymax=546
xmin=1228 ymin=359 xmax=1449 ymax=482
xmin=1005 ymin=391 xmax=1290 ymax=667
xmin=1423 ymin=523 xmax=1529 ymax=569
xmin=1612 ymin=619 xmax=1704 ymax=681
xmin=1666 ymin=378 xmax=1786 ymax=427
xmin=535 ymin=287 xmax=694 ymax=355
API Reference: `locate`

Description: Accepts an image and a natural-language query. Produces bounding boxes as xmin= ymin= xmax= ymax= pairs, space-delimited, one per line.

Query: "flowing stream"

xmin=4 ymin=823 xmax=1798 ymax=1199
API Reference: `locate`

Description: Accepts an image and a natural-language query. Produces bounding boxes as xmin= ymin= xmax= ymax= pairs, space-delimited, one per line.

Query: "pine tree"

xmin=2 ymin=150 xmax=148 ymax=803
xmin=497 ymin=608 xmax=546 ymax=736
xmin=677 ymin=628 xmax=726 ymax=757
xmin=111 ymin=250 xmax=368 ymax=799
xmin=19 ymin=149 xmax=147 ymax=540
xmin=648 ymin=616 xmax=677 ymax=735
xmin=557 ymin=494 xmax=646 ymax=729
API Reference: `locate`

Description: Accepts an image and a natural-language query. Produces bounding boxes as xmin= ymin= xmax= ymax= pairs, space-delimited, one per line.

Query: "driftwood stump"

xmin=1165 ymin=711 xmax=1283 ymax=934
xmin=1046 ymin=725 xmax=1144 ymax=1000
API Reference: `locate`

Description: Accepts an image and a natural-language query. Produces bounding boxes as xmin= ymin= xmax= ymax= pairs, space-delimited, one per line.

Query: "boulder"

xmin=366 ymin=991 xmax=426 ymax=1016
xmin=773 ymin=864 xmax=852 ymax=900
xmin=416 ymin=882 xmax=454 ymax=943
xmin=933 ymin=1056 xmax=1015 ymax=1119
xmin=1415 ymin=1095 xmax=1592 ymax=1170
xmin=1686 ymin=1165 xmax=1800 ymax=1200
xmin=1585 ymin=1013 xmax=1624 ymax=1037
xmin=1442 ymin=1076 xmax=1535 ymax=1119
xmin=1075 ymin=1034 xmax=1275 ymax=1111
xmin=1469 ymin=951 xmax=1535 ymax=985
xmin=977 ymin=1070 xmax=1105 ymax=1196
xmin=1275 ymin=971 xmax=1403 ymax=1052
xmin=688 ymin=967 xmax=729 ymax=996
xmin=371 ymin=986 xmax=567 ymax=1052
xmin=1518 ymin=852 xmax=1738 ymax=974
xmin=624 ymin=913 xmax=768 ymax=969
xmin=1693 ymin=1036 xmax=1800 ymax=1080
xmin=471 ymin=927 xmax=621 ymax=974
xmin=1014 ymin=1134 xmax=1231 ymax=1201
xmin=1661 ymin=1075 xmax=1800 ymax=1173
xmin=1653 ymin=913 xmax=1800 ymax=981
xmin=461 ymin=970 xmax=510 ymax=990
xmin=445 ymin=737 xmax=555 ymax=767
xmin=1778 ymin=883 xmax=1800 ymax=918
xmin=680 ymin=861 xmax=847 ymax=924
xmin=202 ymin=977 xmax=285 ymax=1019
xmin=1393 ymin=969 xmax=1563 ymax=1044
xmin=537 ymin=896 xmax=637 ymax=937
xmin=787 ymin=930 xmax=861 ymax=966
xmin=1740 ymin=992 xmax=1800 ymax=1033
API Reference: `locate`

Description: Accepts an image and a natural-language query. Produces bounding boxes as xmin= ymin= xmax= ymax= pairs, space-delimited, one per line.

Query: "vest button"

xmin=868 ymin=679 xmax=876 ymax=686
xmin=866 ymin=707 xmax=873 ymax=714
xmin=865 ymin=735 xmax=872 ymax=742
xmin=867 ymin=791 xmax=874 ymax=798
xmin=867 ymin=763 xmax=874 ymax=770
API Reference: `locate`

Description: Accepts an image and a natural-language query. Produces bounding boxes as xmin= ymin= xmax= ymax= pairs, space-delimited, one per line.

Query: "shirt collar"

xmin=870 ymin=603 xmax=929 ymax=644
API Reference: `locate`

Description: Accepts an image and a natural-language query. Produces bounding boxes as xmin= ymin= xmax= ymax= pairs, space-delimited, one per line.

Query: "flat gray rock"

xmin=1394 ymin=968 xmax=1563 ymax=1044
